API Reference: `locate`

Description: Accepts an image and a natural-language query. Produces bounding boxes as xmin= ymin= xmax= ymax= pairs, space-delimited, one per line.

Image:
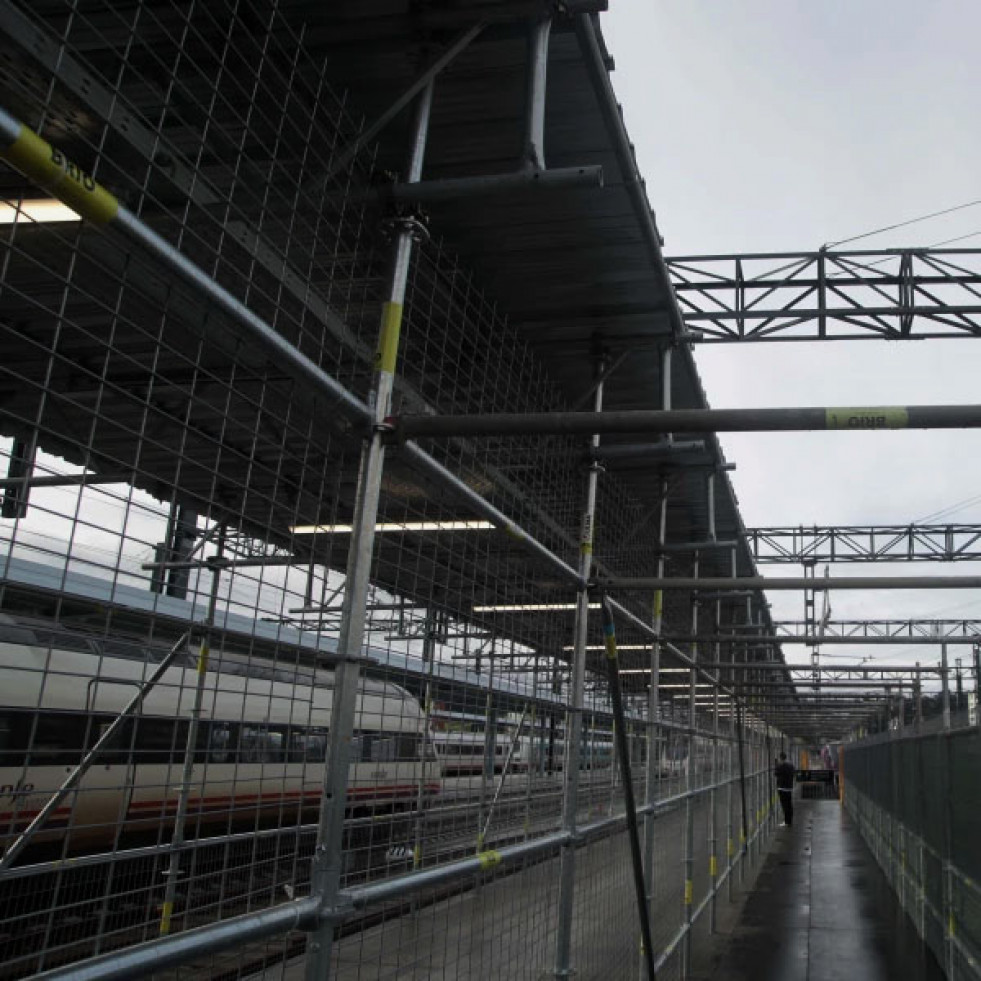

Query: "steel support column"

xmin=554 ymin=366 xmax=605 ymax=978
xmin=681 ymin=553 xmax=699 ymax=977
xmin=303 ymin=81 xmax=433 ymax=981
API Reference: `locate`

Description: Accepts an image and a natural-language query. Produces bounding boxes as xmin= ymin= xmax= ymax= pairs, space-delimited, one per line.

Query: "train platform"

xmin=706 ymin=799 xmax=944 ymax=981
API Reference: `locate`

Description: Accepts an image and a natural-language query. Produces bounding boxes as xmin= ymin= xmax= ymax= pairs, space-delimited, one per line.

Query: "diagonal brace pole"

xmin=599 ymin=594 xmax=657 ymax=979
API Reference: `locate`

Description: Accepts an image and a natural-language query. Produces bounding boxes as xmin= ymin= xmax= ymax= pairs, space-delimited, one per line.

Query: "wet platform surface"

xmin=709 ymin=799 xmax=945 ymax=981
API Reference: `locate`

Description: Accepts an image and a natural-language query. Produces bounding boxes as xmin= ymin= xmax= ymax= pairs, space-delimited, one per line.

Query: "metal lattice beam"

xmin=666 ymin=248 xmax=981 ymax=342
xmin=771 ymin=619 xmax=981 ymax=640
xmin=746 ymin=524 xmax=981 ymax=563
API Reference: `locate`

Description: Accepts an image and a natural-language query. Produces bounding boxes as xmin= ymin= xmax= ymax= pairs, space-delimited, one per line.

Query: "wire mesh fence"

xmin=844 ymin=724 xmax=981 ymax=980
xmin=0 ymin=1 xmax=782 ymax=978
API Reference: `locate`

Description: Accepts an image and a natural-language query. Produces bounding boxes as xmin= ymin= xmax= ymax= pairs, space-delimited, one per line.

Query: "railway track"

xmin=0 ymin=770 xmax=679 ymax=978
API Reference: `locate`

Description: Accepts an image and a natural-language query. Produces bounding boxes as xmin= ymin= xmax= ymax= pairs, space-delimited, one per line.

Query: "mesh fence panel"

xmin=844 ymin=727 xmax=981 ymax=979
xmin=0 ymin=1 xmax=780 ymax=978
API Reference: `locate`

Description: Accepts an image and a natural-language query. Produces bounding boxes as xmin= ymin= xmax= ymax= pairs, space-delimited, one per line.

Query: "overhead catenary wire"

xmin=823 ymin=196 xmax=981 ymax=250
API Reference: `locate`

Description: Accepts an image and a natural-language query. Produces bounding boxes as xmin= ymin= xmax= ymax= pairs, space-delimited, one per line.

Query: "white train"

xmin=0 ymin=615 xmax=440 ymax=858
xmin=431 ymin=728 xmax=616 ymax=779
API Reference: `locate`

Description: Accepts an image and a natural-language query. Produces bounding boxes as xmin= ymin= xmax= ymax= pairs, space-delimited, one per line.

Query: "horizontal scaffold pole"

xmin=700 ymin=662 xmax=941 ymax=673
xmin=600 ymin=575 xmax=981 ymax=591
xmin=395 ymin=405 xmax=981 ymax=440
xmin=666 ymin=634 xmax=980 ymax=645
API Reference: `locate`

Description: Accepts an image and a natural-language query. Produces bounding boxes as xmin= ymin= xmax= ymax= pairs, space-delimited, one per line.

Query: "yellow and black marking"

xmin=374 ymin=301 xmax=403 ymax=374
xmin=1 ymin=123 xmax=118 ymax=225
xmin=477 ymin=849 xmax=501 ymax=871
xmin=825 ymin=407 xmax=909 ymax=430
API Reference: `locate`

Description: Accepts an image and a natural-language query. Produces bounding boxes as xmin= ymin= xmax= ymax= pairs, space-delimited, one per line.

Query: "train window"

xmin=370 ymin=736 xmax=396 ymax=763
xmin=135 ymin=717 xmax=188 ymax=764
xmin=32 ymin=712 xmax=87 ymax=765
xmin=89 ymin=715 xmax=135 ymax=765
xmin=397 ymin=735 xmax=421 ymax=760
xmin=208 ymin=723 xmax=235 ymax=764
xmin=240 ymin=725 xmax=286 ymax=764
xmin=288 ymin=728 xmax=327 ymax=764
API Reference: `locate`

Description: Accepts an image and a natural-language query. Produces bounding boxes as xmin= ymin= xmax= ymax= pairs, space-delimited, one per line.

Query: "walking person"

xmin=774 ymin=752 xmax=795 ymax=827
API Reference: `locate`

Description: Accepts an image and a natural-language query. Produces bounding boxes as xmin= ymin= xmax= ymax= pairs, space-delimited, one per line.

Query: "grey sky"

xmin=604 ymin=2 xmax=981 ymax=682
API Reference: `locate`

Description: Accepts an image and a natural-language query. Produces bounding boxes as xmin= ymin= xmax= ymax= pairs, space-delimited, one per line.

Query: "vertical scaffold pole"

xmin=159 ymin=525 xmax=226 ymax=936
xmin=642 ymin=475 xmax=668 ymax=979
xmin=707 ymin=473 xmax=720 ymax=933
xmin=600 ymin=597 xmax=658 ymax=980
xmin=941 ymin=641 xmax=951 ymax=731
xmin=303 ymin=81 xmax=433 ymax=981
xmin=726 ymin=546 xmax=736 ymax=902
xmin=412 ymin=608 xmax=438 ymax=873
xmin=974 ymin=644 xmax=981 ymax=729
xmin=915 ymin=662 xmax=923 ymax=734
xmin=735 ymin=697 xmax=749 ymax=886
xmin=681 ymin=552 xmax=698 ymax=977
xmin=554 ymin=366 xmax=604 ymax=979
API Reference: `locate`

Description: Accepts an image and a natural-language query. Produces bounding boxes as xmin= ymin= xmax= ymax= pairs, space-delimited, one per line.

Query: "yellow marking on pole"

xmin=504 ymin=523 xmax=525 ymax=542
xmin=159 ymin=900 xmax=173 ymax=936
xmin=710 ymin=855 xmax=718 ymax=876
xmin=740 ymin=831 xmax=746 ymax=845
xmin=374 ymin=301 xmax=403 ymax=374
xmin=3 ymin=124 xmax=118 ymax=224
xmin=653 ymin=590 xmax=663 ymax=620
xmin=604 ymin=632 xmax=617 ymax=662
xmin=580 ymin=541 xmax=593 ymax=556
xmin=949 ymin=912 xmax=956 ymax=938
xmin=196 ymin=640 xmax=210 ymax=675
xmin=727 ymin=838 xmax=734 ymax=858
xmin=825 ymin=407 xmax=909 ymax=430
xmin=413 ymin=844 xmax=421 ymax=868
xmin=477 ymin=850 xmax=501 ymax=871
xmin=684 ymin=879 xmax=693 ymax=905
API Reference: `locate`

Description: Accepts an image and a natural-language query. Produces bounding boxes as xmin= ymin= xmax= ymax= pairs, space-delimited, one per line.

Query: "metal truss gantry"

xmin=745 ymin=524 xmax=981 ymax=563
xmin=666 ymin=248 xmax=981 ymax=342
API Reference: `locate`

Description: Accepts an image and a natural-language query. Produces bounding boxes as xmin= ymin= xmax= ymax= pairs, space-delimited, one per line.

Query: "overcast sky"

xmin=604 ymin=2 xmax=981 ymax=684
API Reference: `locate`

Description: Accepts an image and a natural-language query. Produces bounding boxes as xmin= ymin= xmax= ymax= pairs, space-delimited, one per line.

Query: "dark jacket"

xmin=774 ymin=760 xmax=795 ymax=790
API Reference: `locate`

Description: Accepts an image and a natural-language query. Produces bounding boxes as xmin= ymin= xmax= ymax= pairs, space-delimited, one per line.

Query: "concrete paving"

xmin=707 ymin=799 xmax=945 ymax=981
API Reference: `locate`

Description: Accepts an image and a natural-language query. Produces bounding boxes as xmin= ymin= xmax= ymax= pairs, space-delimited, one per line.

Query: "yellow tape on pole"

xmin=825 ymin=407 xmax=909 ymax=430
xmin=159 ymin=900 xmax=173 ymax=936
xmin=375 ymin=301 xmax=403 ymax=374
xmin=3 ymin=125 xmax=118 ymax=224
xmin=709 ymin=855 xmax=718 ymax=877
xmin=477 ymin=849 xmax=501 ymax=871
xmin=684 ymin=879 xmax=693 ymax=905
xmin=196 ymin=640 xmax=210 ymax=675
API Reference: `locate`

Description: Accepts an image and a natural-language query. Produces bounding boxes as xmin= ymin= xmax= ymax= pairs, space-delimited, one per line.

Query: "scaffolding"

xmin=0 ymin=3 xmax=785 ymax=979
